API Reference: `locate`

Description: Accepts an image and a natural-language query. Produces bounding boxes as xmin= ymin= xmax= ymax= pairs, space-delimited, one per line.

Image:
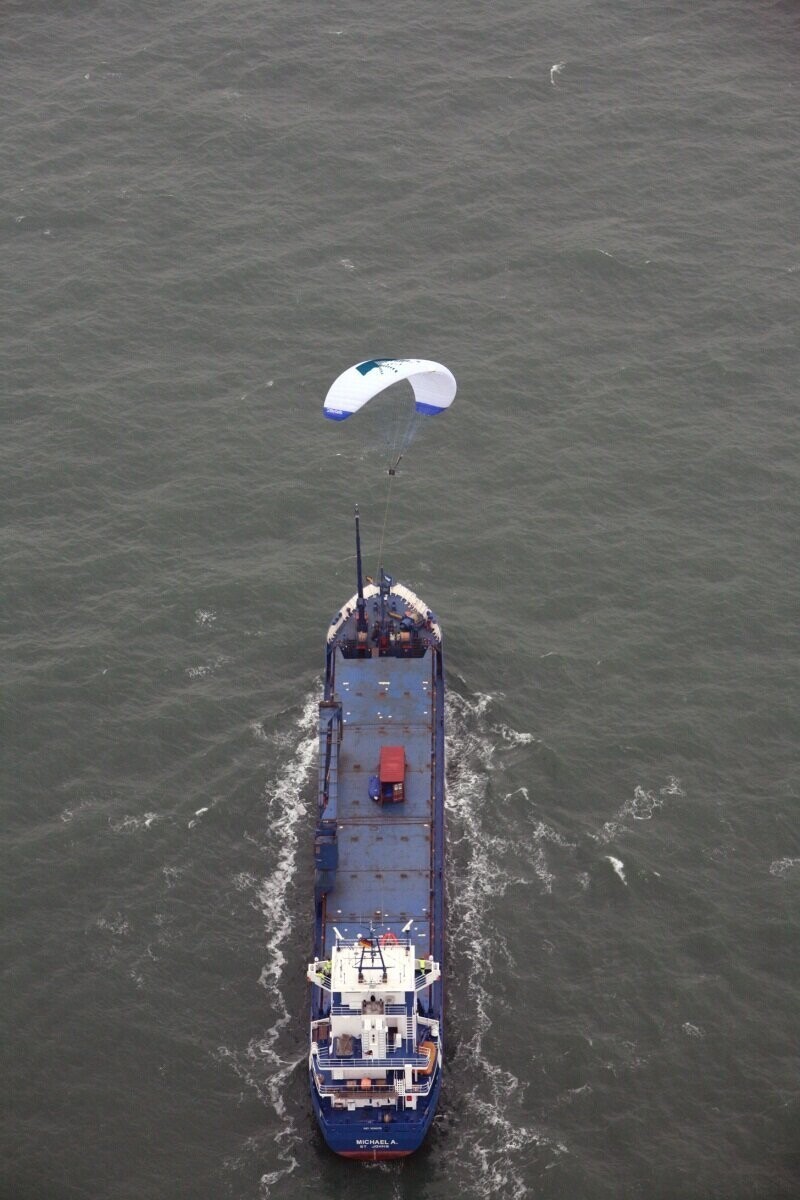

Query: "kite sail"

xmin=323 ymin=359 xmax=456 ymax=421
xmin=323 ymin=358 xmax=457 ymax=567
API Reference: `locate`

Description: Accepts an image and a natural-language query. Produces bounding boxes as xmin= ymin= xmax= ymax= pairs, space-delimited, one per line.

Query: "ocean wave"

xmin=188 ymin=802 xmax=216 ymax=829
xmin=606 ymin=855 xmax=627 ymax=885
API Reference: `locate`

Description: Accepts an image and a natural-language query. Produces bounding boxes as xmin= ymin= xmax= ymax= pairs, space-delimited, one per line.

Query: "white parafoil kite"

xmin=324 ymin=358 xmax=456 ymax=421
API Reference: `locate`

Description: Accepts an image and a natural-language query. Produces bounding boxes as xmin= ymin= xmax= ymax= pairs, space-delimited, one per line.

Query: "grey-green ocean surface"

xmin=2 ymin=1 xmax=798 ymax=1197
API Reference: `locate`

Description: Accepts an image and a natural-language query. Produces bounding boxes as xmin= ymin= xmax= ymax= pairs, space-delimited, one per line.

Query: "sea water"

xmin=3 ymin=1 xmax=798 ymax=1197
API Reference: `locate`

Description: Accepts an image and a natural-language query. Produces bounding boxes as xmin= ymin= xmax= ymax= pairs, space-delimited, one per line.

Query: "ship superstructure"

xmin=307 ymin=511 xmax=445 ymax=1159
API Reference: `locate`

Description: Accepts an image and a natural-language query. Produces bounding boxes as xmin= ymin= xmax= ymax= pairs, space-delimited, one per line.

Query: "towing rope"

xmin=376 ymin=467 xmax=394 ymax=575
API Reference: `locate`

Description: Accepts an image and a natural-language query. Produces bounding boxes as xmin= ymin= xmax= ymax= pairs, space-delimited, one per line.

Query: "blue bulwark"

xmin=315 ymin=700 xmax=342 ymax=901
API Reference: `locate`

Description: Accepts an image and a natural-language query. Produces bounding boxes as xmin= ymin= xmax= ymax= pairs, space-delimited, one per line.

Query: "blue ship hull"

xmin=310 ymin=1068 xmax=443 ymax=1158
xmin=307 ymin=570 xmax=445 ymax=1160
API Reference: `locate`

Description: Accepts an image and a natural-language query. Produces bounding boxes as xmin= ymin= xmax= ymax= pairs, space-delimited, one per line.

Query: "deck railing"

xmin=313 ymin=1075 xmax=435 ymax=1101
xmin=329 ymin=1002 xmax=408 ymax=1017
xmin=313 ymin=1046 xmax=428 ymax=1070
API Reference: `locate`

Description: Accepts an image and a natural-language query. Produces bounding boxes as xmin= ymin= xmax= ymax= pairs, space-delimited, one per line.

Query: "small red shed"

xmin=379 ymin=746 xmax=406 ymax=803
xmin=379 ymin=746 xmax=406 ymax=782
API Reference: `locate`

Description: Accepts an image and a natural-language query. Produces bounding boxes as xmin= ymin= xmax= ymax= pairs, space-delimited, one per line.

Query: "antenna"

xmin=357 ymin=923 xmax=388 ymax=984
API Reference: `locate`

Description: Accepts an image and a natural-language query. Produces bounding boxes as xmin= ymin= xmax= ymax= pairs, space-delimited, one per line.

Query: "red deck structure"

xmin=379 ymin=746 xmax=405 ymax=803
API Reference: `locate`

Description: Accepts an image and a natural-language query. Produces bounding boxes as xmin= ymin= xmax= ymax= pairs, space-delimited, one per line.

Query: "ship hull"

xmin=310 ymin=1068 xmax=443 ymax=1157
xmin=308 ymin=580 xmax=445 ymax=1158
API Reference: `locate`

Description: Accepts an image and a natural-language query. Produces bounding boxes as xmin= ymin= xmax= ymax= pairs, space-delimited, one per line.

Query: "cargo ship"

xmin=307 ymin=508 xmax=445 ymax=1159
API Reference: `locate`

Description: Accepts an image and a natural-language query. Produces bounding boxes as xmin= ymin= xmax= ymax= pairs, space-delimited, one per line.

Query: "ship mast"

xmin=379 ymin=566 xmax=392 ymax=643
xmin=354 ymin=505 xmax=368 ymax=634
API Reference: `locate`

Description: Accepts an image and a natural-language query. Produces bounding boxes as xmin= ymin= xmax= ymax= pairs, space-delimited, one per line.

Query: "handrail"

xmin=314 ymin=1076 xmax=435 ymax=1099
xmin=331 ymin=935 xmax=415 ymax=950
xmin=414 ymin=967 xmax=439 ymax=992
xmin=329 ymin=1002 xmax=408 ymax=1016
xmin=314 ymin=1049 xmax=428 ymax=1069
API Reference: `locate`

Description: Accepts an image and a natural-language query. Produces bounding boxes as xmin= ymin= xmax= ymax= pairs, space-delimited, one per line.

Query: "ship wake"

xmin=254 ymin=688 xmax=320 ymax=1191
xmin=442 ymin=690 xmax=567 ymax=1196
xmin=217 ymin=688 xmax=320 ymax=1195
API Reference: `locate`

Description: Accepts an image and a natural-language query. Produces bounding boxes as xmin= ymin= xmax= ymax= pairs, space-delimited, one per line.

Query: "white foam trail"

xmin=591 ymin=777 xmax=683 ymax=845
xmin=218 ymin=687 xmax=319 ymax=1194
xmin=109 ymin=812 xmax=160 ymax=833
xmin=444 ymin=691 xmax=567 ymax=1193
xmin=495 ymin=724 xmax=536 ymax=746
xmin=770 ymin=857 xmax=800 ymax=878
xmin=550 ymin=61 xmax=566 ymax=85
xmin=256 ymin=690 xmax=318 ymax=989
xmin=556 ymin=1082 xmax=593 ymax=1106
xmin=95 ymin=913 xmax=129 ymax=936
xmin=185 ymin=654 xmax=228 ymax=679
xmin=528 ymin=815 xmax=575 ymax=894
xmin=257 ymin=688 xmax=319 ymax=1186
xmin=682 ymin=1022 xmax=705 ymax=1039
xmin=623 ymin=785 xmax=663 ymax=821
xmin=214 ymin=1037 xmax=303 ymax=1190
xmin=233 ymin=870 xmax=259 ymax=892
xmin=60 ymin=798 xmax=94 ymax=823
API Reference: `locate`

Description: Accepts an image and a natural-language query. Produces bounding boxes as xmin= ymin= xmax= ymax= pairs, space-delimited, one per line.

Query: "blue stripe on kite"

xmin=324 ymin=409 xmax=351 ymax=421
xmin=414 ymin=402 xmax=445 ymax=415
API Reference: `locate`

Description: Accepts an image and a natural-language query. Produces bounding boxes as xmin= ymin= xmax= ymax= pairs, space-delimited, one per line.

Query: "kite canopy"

xmin=323 ymin=358 xmax=457 ymax=421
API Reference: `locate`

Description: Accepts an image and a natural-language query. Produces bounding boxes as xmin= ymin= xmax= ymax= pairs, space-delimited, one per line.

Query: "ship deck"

xmin=320 ymin=646 xmax=436 ymax=959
